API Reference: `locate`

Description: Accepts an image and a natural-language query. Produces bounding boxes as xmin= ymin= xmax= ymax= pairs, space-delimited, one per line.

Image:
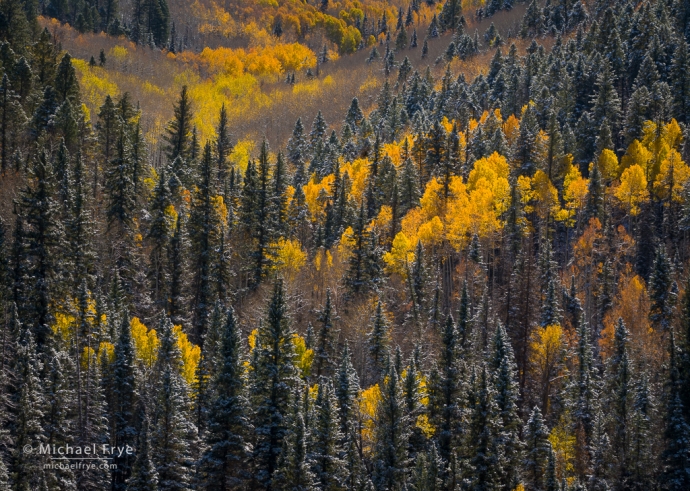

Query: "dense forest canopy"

xmin=0 ymin=0 xmax=689 ymax=489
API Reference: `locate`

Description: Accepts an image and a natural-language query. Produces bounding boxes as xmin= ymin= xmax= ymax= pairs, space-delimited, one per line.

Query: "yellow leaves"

xmin=164 ymin=205 xmax=179 ymax=234
xmin=531 ymin=170 xmax=561 ymax=219
xmin=211 ymin=195 xmax=228 ymax=227
xmin=615 ymin=164 xmax=649 ymax=216
xmin=270 ymin=43 xmax=317 ymax=72
xmin=72 ymin=59 xmax=119 ymax=108
xmin=131 ymin=317 xmax=159 ymax=368
xmin=293 ymin=333 xmax=314 ymax=377
xmin=503 ymin=114 xmax=520 ymax=147
xmin=597 ymin=149 xmax=619 ymax=182
xmin=549 ymin=414 xmax=576 ymax=478
xmin=620 ymin=140 xmax=652 ymax=178
xmin=369 ymin=206 xmax=393 ymax=235
xmin=53 ymin=312 xmax=75 ymax=341
xmin=416 ymin=414 xmax=435 ymax=438
xmin=418 ymin=216 xmax=444 ymax=246
xmin=200 ymin=46 xmax=245 ymax=76
xmin=420 ymin=178 xmax=445 ymax=219
xmin=98 ymin=342 xmax=115 ymax=365
xmin=303 ymin=174 xmax=334 ymax=221
xmin=338 ymin=226 xmax=356 ymax=259
xmin=467 ymin=152 xmax=510 ymax=192
xmin=653 ymin=149 xmax=690 ymax=202
xmin=383 ymin=142 xmax=403 ymax=167
xmin=229 ymin=140 xmax=254 ymax=174
xmin=383 ymin=231 xmax=415 ymax=276
xmin=359 ymin=383 xmax=381 ymax=453
xmin=272 ymin=238 xmax=307 ymax=280
xmin=248 ymin=328 xmax=258 ymax=351
xmin=109 ymin=45 xmax=128 ymax=62
xmin=557 ymin=165 xmax=589 ymax=227
xmin=173 ymin=325 xmax=201 ymax=385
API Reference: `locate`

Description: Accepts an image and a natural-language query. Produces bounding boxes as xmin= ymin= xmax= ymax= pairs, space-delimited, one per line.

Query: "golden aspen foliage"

xmin=229 ymin=140 xmax=255 ymax=174
xmin=369 ymin=206 xmax=393 ymax=236
xmin=549 ymin=413 xmax=576 ymax=479
xmin=600 ymin=270 xmax=662 ymax=365
xmin=420 ymin=178 xmax=445 ymax=219
xmin=341 ymin=159 xmax=370 ymax=201
xmin=131 ymin=317 xmax=160 ymax=368
xmin=530 ymin=170 xmax=561 ymax=220
xmin=72 ymin=59 xmax=120 ymax=107
xmin=557 ymin=165 xmax=589 ymax=226
xmin=615 ymin=164 xmax=649 ymax=216
xmin=293 ymin=333 xmax=314 ymax=377
xmin=173 ymin=325 xmax=201 ymax=385
xmin=503 ymin=114 xmax=521 ymax=148
xmin=359 ymin=383 xmax=381 ymax=454
xmin=620 ymin=139 xmax=653 ymax=177
xmin=98 ymin=342 xmax=115 ymax=365
xmin=248 ymin=328 xmax=258 ymax=351
xmin=303 ymin=174 xmax=334 ymax=221
xmin=444 ymin=178 xmax=472 ymax=250
xmin=529 ymin=323 xmax=565 ymax=415
xmin=272 ymin=238 xmax=307 ymax=280
xmin=467 ymin=152 xmax=510 ymax=194
xmin=417 ymin=216 xmax=444 ymax=247
xmin=597 ymin=149 xmax=619 ymax=182
xmin=653 ymin=149 xmax=690 ymax=201
xmin=338 ymin=226 xmax=357 ymax=260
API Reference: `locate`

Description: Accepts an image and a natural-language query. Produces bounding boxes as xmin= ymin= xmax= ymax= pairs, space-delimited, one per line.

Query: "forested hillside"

xmin=0 ymin=0 xmax=690 ymax=489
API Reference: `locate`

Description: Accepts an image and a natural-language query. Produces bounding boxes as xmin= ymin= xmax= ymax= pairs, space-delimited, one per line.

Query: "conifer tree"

xmin=152 ymin=318 xmax=194 ymax=491
xmin=110 ymin=313 xmax=137 ymax=490
xmin=662 ymin=329 xmax=690 ymax=489
xmin=273 ymin=389 xmax=315 ymax=491
xmin=467 ymin=366 xmax=502 ymax=490
xmin=430 ymin=315 xmax=460 ymax=462
xmin=190 ymin=143 xmax=218 ymax=340
xmin=313 ymin=289 xmax=338 ymax=378
xmin=165 ymin=86 xmax=194 ymax=163
xmin=13 ymin=327 xmax=46 ymax=491
xmin=21 ymin=149 xmax=63 ymax=347
xmin=367 ymin=301 xmax=389 ymax=385
xmin=250 ymin=280 xmax=299 ymax=488
xmin=311 ymin=380 xmax=345 ymax=490
xmin=649 ymin=245 xmax=672 ymax=331
xmin=127 ymin=413 xmax=158 ymax=491
xmin=200 ymin=307 xmax=252 ymax=490
xmin=373 ymin=364 xmax=410 ymax=490
xmin=523 ymin=406 xmax=551 ymax=491
xmin=335 ymin=343 xmax=360 ymax=437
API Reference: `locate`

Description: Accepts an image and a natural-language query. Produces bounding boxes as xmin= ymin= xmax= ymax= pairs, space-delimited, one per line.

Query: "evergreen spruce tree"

xmin=649 ymin=245 xmax=672 ymax=331
xmin=127 ymin=412 xmax=158 ymax=491
xmin=335 ymin=343 xmax=360 ymax=437
xmin=429 ymin=315 xmax=460 ymax=462
xmin=373 ymin=364 xmax=410 ymax=490
xmin=152 ymin=318 xmax=195 ymax=491
xmin=13 ymin=327 xmax=46 ymax=491
xmin=367 ymin=301 xmax=389 ymax=385
xmin=523 ymin=406 xmax=551 ymax=491
xmin=250 ymin=280 xmax=299 ymax=488
xmin=467 ymin=366 xmax=502 ymax=490
xmin=165 ymin=86 xmax=194 ymax=163
xmin=21 ymin=149 xmax=63 ymax=347
xmin=110 ymin=313 xmax=137 ymax=490
xmin=199 ymin=307 xmax=252 ymax=490
xmin=273 ymin=388 xmax=316 ymax=491
xmin=662 ymin=329 xmax=690 ymax=489
xmin=313 ymin=289 xmax=337 ymax=378
xmin=311 ymin=380 xmax=345 ymax=490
